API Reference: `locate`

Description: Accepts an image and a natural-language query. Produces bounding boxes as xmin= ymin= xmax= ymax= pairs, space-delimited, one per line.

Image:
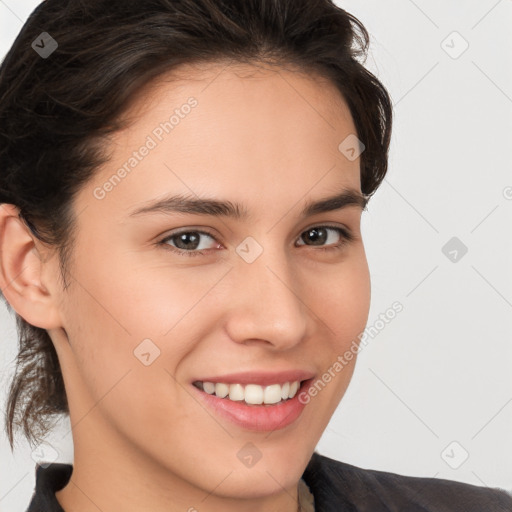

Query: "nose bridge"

xmin=224 ymin=243 xmax=309 ymax=348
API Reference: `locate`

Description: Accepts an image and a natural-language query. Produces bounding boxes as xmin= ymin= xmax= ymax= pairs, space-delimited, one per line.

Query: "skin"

xmin=0 ymin=61 xmax=371 ymax=512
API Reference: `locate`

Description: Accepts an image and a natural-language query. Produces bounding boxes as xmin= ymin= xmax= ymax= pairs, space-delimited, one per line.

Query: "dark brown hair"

xmin=0 ymin=0 xmax=392 ymax=450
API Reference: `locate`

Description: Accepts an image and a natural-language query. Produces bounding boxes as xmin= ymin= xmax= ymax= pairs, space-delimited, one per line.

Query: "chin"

xmin=208 ymin=465 xmax=302 ymax=500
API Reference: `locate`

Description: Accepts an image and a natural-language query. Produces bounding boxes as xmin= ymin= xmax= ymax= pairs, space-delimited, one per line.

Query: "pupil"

xmin=176 ymin=232 xmax=199 ymax=250
xmin=305 ymin=228 xmax=326 ymax=245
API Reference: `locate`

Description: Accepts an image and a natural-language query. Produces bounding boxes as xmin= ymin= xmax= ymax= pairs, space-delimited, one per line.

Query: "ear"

xmin=0 ymin=203 xmax=63 ymax=329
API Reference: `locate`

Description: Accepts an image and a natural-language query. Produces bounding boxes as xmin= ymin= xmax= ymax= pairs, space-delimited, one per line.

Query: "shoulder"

xmin=301 ymin=451 xmax=512 ymax=512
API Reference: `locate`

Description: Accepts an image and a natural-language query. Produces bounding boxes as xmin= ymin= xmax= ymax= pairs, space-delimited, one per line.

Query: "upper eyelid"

xmin=160 ymin=228 xmax=217 ymax=242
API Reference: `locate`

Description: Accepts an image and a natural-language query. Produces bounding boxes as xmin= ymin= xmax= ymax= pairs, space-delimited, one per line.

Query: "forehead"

xmin=116 ymin=59 xmax=357 ymax=154
xmin=127 ymin=59 xmax=353 ymax=121
xmin=79 ymin=60 xmax=362 ymax=222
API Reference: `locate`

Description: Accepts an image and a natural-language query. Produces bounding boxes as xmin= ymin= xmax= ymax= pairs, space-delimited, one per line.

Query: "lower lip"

xmin=190 ymin=379 xmax=313 ymax=432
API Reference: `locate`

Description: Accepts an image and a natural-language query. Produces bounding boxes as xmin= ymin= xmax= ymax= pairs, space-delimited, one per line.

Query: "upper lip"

xmin=192 ymin=370 xmax=316 ymax=387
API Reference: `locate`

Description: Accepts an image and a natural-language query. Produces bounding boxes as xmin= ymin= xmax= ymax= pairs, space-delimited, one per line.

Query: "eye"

xmin=159 ymin=229 xmax=221 ymax=257
xmin=295 ymin=225 xmax=353 ymax=251
xmin=158 ymin=225 xmax=354 ymax=257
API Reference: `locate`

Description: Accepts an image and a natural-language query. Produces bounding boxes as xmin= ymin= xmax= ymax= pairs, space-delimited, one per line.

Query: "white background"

xmin=1 ymin=1 xmax=511 ymax=510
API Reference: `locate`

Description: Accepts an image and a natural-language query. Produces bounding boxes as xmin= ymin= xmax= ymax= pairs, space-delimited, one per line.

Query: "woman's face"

xmin=48 ymin=61 xmax=371 ymax=506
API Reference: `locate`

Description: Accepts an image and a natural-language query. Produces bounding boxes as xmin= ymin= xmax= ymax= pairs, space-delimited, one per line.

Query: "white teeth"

xmin=264 ymin=384 xmax=282 ymax=404
xmin=244 ymin=384 xmax=263 ymax=405
xmin=229 ymin=383 xmax=244 ymax=401
xmin=196 ymin=380 xmax=302 ymax=404
xmin=289 ymin=381 xmax=299 ymax=398
xmin=203 ymin=382 xmax=216 ymax=394
xmin=280 ymin=381 xmax=290 ymax=400
xmin=215 ymin=382 xmax=229 ymax=398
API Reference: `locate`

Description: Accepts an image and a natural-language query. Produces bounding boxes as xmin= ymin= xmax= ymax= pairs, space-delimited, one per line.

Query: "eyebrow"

xmin=128 ymin=188 xmax=368 ymax=220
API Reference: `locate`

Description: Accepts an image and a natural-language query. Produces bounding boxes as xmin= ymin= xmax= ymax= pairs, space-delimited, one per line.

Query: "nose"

xmin=223 ymin=248 xmax=310 ymax=351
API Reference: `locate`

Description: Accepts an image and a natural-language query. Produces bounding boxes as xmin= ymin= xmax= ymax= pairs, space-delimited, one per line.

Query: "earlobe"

xmin=0 ymin=203 xmax=62 ymax=329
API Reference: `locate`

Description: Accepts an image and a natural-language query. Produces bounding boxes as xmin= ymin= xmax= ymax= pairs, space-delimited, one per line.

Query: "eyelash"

xmin=158 ymin=225 xmax=354 ymax=258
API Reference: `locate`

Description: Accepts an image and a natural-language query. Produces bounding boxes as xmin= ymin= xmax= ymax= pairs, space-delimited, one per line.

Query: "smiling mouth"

xmin=192 ymin=379 xmax=304 ymax=406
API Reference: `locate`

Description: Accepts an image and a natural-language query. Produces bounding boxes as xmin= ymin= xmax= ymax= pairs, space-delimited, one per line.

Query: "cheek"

xmin=65 ymin=250 xmax=217 ymax=349
xmin=59 ymin=267 xmax=191 ymax=444
xmin=306 ymin=249 xmax=371 ymax=345
xmin=298 ymin=251 xmax=370 ymax=414
xmin=58 ymin=250 xmax=235 ymax=427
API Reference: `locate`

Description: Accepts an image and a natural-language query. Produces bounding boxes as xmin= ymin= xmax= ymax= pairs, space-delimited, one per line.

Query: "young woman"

xmin=0 ymin=1 xmax=510 ymax=511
